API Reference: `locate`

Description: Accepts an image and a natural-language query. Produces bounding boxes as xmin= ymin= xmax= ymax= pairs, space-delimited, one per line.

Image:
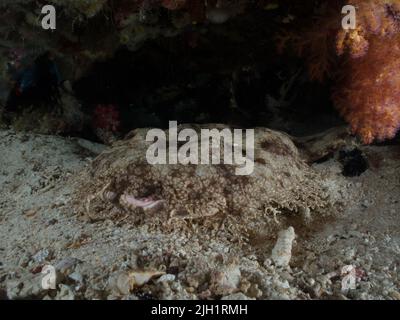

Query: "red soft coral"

xmin=161 ymin=0 xmax=186 ymax=10
xmin=93 ymin=104 xmax=121 ymax=133
xmin=276 ymin=3 xmax=342 ymax=82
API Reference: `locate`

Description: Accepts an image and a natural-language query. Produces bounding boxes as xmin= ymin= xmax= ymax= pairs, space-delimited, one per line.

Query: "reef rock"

xmin=73 ymin=125 xmax=333 ymax=239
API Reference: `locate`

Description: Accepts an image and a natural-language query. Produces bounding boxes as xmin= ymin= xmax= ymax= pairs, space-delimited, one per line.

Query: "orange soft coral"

xmin=333 ymin=0 xmax=400 ymax=143
xmin=334 ymin=34 xmax=400 ymax=144
xmin=336 ymin=0 xmax=400 ymax=58
xmin=284 ymin=0 xmax=400 ymax=143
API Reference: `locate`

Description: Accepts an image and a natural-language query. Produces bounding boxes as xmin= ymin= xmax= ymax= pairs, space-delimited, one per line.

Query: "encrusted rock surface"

xmin=73 ymin=125 xmax=335 ymax=239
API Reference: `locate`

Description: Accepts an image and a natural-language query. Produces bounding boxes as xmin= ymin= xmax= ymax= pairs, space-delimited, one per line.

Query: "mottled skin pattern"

xmin=74 ymin=125 xmax=332 ymax=236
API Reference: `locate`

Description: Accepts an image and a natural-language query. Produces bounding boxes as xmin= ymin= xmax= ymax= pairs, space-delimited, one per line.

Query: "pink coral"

xmin=93 ymin=104 xmax=121 ymax=133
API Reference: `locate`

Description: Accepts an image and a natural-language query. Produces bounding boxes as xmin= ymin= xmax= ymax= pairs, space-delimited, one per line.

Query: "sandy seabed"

xmin=0 ymin=127 xmax=399 ymax=300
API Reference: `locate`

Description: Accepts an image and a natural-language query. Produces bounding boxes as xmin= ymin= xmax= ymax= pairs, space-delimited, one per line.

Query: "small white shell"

xmin=111 ymin=270 xmax=165 ymax=295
